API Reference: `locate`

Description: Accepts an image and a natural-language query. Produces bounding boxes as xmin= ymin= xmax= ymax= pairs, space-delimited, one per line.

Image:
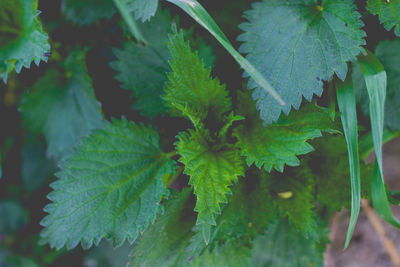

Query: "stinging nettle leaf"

xmin=0 ymin=0 xmax=50 ymax=82
xmin=234 ymin=91 xmax=340 ymax=173
xmin=20 ymin=49 xmax=104 ymax=161
xmin=367 ymin=0 xmax=400 ymax=36
xmin=124 ymin=0 xmax=159 ymax=22
xmin=164 ymin=29 xmax=231 ymax=124
xmin=250 ymin=219 xmax=328 ymax=267
xmin=40 ymin=119 xmax=176 ymax=250
xmin=176 ymin=129 xmax=244 ymax=233
xmin=129 ymin=188 xmax=195 ymax=267
xmin=238 ymin=0 xmax=365 ymax=124
xmin=165 ymin=0 xmax=285 ymax=107
xmin=110 ymin=10 xmax=172 ymax=118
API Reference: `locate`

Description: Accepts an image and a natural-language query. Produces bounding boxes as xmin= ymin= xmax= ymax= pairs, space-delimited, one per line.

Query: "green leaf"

xmin=21 ymin=136 xmax=57 ymax=191
xmin=353 ymin=40 xmax=400 ymax=130
xmin=367 ymin=0 xmax=400 ymax=36
xmin=336 ymin=74 xmax=361 ymax=249
xmin=113 ymin=0 xmax=147 ymax=44
xmin=61 ymin=0 xmax=116 ymax=25
xmin=250 ymin=219 xmax=328 ymax=267
xmin=0 ymin=0 xmax=50 ymax=82
xmin=129 ymin=189 xmax=195 ymax=267
xmin=84 ymin=241 xmax=132 ymax=267
xmin=40 ymin=119 xmax=176 ymax=250
xmin=110 ymin=10 xmax=171 ymax=118
xmin=165 ymin=0 xmax=285 ymax=107
xmin=309 ymin=135 xmax=373 ymax=212
xmin=20 ymin=49 xmax=104 ymax=161
xmin=234 ymin=91 xmax=340 ymax=172
xmin=187 ymin=169 xmax=277 ymax=255
xmin=176 ymin=129 xmax=244 ymax=236
xmin=125 ymin=0 xmax=159 ymax=22
xmin=357 ymin=51 xmax=400 ymax=228
xmin=189 ymin=244 xmax=251 ymax=267
xmin=238 ymin=0 xmax=365 ymax=124
xmin=164 ymin=29 xmax=231 ymax=124
xmin=270 ymin=167 xmax=317 ymax=238
xmin=0 ymin=200 xmax=28 ymax=235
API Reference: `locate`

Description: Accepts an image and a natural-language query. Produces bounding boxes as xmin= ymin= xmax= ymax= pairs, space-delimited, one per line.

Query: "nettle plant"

xmin=1 ymin=0 xmax=400 ymax=266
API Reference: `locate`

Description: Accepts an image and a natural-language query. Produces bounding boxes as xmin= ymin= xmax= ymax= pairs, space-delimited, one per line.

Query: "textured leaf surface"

xmin=129 ymin=189 xmax=195 ymax=267
xmin=367 ymin=0 xmax=400 ymax=36
xmin=234 ymin=91 xmax=340 ymax=172
xmin=353 ymin=40 xmax=400 ymax=130
xmin=125 ymin=0 xmax=159 ymax=22
xmin=189 ymin=244 xmax=251 ymax=267
xmin=176 ymin=129 xmax=244 ymax=228
xmin=0 ymin=0 xmax=50 ymax=82
xmin=20 ymin=49 xmax=103 ymax=161
xmin=164 ymin=30 xmax=231 ymax=123
xmin=187 ymin=170 xmax=277 ymax=255
xmin=270 ymin=167 xmax=317 ymax=238
xmin=250 ymin=219 xmax=327 ymax=267
xmin=309 ymin=136 xmax=372 ymax=212
xmin=166 ymin=0 xmax=285 ymax=106
xmin=238 ymin=0 xmax=365 ymax=124
xmin=40 ymin=119 xmax=176 ymax=250
xmin=110 ymin=11 xmax=171 ymax=118
xmin=61 ymin=0 xmax=116 ymax=25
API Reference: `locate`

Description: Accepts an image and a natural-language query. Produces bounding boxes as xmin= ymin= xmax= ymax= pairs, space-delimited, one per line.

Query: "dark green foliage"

xmin=234 ymin=91 xmax=340 ymax=172
xmin=367 ymin=0 xmax=400 ymax=36
xmin=0 ymin=0 xmax=50 ymax=82
xmin=40 ymin=119 xmax=176 ymax=250
xmin=20 ymin=49 xmax=104 ymax=161
xmin=238 ymin=0 xmax=365 ymax=124
xmin=1 ymin=0 xmax=400 ymax=265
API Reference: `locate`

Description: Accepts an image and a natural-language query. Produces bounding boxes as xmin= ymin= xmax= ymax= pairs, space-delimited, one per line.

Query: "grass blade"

xmin=164 ymin=0 xmax=285 ymax=106
xmin=359 ymin=130 xmax=400 ymax=161
xmin=113 ymin=0 xmax=147 ymax=44
xmin=357 ymin=51 xmax=400 ymax=228
xmin=336 ymin=74 xmax=360 ymax=249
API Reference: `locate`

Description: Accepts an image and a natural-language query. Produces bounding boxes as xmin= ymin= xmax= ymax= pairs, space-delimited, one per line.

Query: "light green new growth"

xmin=234 ymin=91 xmax=340 ymax=172
xmin=176 ymin=130 xmax=244 ymax=237
xmin=0 ymin=0 xmax=50 ymax=82
xmin=238 ymin=0 xmax=365 ymax=124
xmin=40 ymin=119 xmax=176 ymax=250
xmin=367 ymin=0 xmax=400 ymax=36
xmin=164 ymin=30 xmax=231 ymax=124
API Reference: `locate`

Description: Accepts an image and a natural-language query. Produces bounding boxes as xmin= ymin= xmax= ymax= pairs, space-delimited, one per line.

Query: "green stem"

xmin=113 ymin=0 xmax=147 ymax=45
xmin=167 ymin=151 xmax=179 ymax=158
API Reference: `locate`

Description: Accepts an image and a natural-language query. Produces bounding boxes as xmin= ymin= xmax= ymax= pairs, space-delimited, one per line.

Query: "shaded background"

xmin=0 ymin=0 xmax=399 ymax=266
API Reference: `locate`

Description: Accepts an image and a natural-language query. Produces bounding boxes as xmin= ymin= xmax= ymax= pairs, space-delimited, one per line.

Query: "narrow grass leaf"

xmin=357 ymin=51 xmax=400 ymax=228
xmin=113 ymin=0 xmax=147 ymax=44
xmin=359 ymin=130 xmax=400 ymax=161
xmin=336 ymin=74 xmax=360 ymax=249
xmin=164 ymin=0 xmax=285 ymax=106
